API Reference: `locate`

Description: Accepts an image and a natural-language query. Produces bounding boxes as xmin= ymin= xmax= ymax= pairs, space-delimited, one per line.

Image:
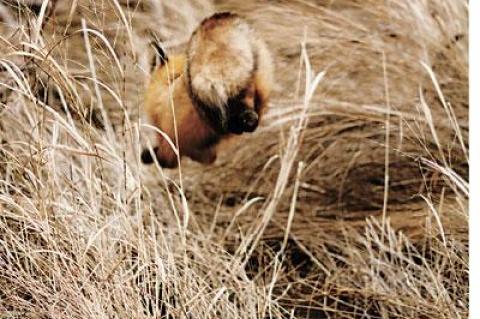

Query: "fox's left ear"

xmin=150 ymin=41 xmax=168 ymax=71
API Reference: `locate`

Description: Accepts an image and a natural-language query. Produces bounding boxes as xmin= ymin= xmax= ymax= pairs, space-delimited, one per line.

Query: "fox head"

xmin=186 ymin=12 xmax=274 ymax=135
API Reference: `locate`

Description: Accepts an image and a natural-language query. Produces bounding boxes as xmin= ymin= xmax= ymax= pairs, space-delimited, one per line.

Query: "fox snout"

xmin=239 ymin=109 xmax=259 ymax=132
xmin=227 ymin=108 xmax=259 ymax=134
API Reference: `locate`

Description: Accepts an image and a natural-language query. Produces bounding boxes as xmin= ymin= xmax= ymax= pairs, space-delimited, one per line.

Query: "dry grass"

xmin=0 ymin=0 xmax=468 ymax=318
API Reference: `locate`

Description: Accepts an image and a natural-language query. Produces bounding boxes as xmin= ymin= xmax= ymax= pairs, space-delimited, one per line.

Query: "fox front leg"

xmin=141 ymin=137 xmax=179 ymax=169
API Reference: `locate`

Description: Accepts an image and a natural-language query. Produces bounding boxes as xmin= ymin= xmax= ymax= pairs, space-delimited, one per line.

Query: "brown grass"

xmin=0 ymin=0 xmax=468 ymax=318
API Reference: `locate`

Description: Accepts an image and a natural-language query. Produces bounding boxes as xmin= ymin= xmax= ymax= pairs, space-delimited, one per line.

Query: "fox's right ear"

xmin=150 ymin=42 xmax=168 ymax=71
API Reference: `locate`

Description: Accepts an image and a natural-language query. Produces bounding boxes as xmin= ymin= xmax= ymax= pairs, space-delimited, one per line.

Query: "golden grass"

xmin=0 ymin=0 xmax=468 ymax=318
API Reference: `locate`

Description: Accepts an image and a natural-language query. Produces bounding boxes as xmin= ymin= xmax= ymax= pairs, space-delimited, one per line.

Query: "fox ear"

xmin=150 ymin=42 xmax=168 ymax=70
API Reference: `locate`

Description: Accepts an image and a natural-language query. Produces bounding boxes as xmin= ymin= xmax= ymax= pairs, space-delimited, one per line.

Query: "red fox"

xmin=141 ymin=12 xmax=273 ymax=168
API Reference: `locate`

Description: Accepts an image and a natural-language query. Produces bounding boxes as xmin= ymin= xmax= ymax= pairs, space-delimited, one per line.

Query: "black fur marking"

xmin=254 ymin=90 xmax=263 ymax=115
xmin=151 ymin=42 xmax=168 ymax=68
xmin=226 ymin=95 xmax=259 ymax=134
xmin=141 ymin=147 xmax=158 ymax=165
xmin=210 ymin=12 xmax=238 ymax=20
xmin=200 ymin=12 xmax=239 ymax=28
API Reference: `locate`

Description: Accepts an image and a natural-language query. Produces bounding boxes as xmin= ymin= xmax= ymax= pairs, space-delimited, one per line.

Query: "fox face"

xmin=142 ymin=12 xmax=273 ymax=168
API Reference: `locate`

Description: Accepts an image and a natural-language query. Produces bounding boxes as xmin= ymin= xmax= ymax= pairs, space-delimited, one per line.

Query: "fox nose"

xmin=241 ymin=110 xmax=259 ymax=132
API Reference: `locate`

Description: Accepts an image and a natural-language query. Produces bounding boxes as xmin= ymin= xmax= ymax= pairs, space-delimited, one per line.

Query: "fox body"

xmin=142 ymin=12 xmax=273 ymax=168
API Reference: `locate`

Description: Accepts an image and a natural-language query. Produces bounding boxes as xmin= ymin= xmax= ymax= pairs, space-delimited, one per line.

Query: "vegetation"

xmin=0 ymin=0 xmax=468 ymax=318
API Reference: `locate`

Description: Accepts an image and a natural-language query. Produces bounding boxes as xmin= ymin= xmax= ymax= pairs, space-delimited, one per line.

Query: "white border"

xmin=470 ymin=1 xmax=477 ymax=318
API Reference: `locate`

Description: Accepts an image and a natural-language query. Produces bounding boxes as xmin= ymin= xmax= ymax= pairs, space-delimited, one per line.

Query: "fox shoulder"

xmin=149 ymin=53 xmax=187 ymax=87
xmin=144 ymin=53 xmax=189 ymax=136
